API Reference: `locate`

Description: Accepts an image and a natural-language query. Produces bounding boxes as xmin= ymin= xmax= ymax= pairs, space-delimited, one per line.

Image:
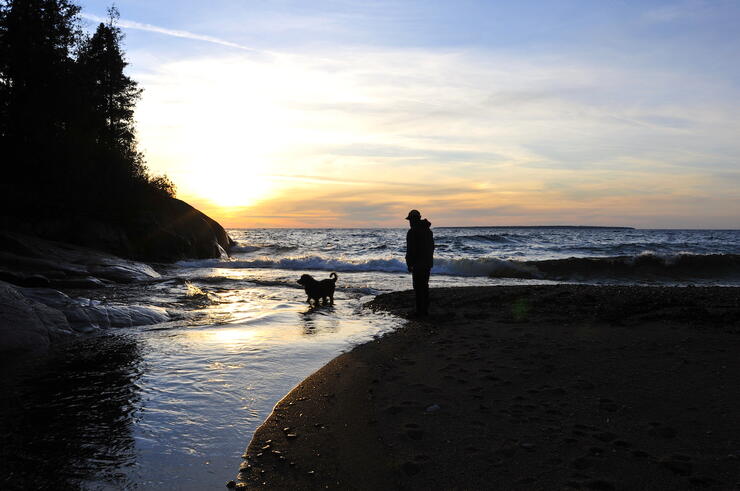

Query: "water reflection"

xmin=300 ymin=306 xmax=340 ymax=335
xmin=0 ymin=272 xmax=402 ymax=489
xmin=0 ymin=335 xmax=142 ymax=490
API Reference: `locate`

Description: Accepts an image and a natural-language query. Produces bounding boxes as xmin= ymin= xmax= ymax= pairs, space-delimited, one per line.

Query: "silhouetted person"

xmin=405 ymin=209 xmax=434 ymax=316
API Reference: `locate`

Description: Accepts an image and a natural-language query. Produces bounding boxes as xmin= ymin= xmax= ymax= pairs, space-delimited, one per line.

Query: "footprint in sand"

xmin=585 ymin=479 xmax=615 ymax=490
xmin=406 ymin=428 xmax=424 ymax=440
xmin=571 ymin=456 xmax=597 ymax=470
xmin=647 ymin=423 xmax=677 ymax=438
xmin=660 ymin=454 xmax=693 ymax=476
xmin=401 ymin=461 xmax=420 ymax=476
xmin=592 ymin=431 xmax=616 ymax=443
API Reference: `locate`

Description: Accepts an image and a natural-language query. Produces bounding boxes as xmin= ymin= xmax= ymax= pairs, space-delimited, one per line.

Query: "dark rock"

xmin=50 ymin=276 xmax=107 ymax=289
xmin=0 ymin=281 xmax=73 ymax=353
xmin=0 ymin=231 xmax=161 ymax=285
xmin=18 ymin=287 xmax=169 ymax=329
xmin=2 ymin=193 xmax=233 ymax=265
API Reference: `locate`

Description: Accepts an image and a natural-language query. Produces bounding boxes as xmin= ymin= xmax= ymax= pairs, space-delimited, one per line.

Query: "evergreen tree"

xmin=0 ymin=0 xmax=174 ymax=221
xmin=0 ymin=0 xmax=81 ymax=212
xmin=77 ymin=9 xmax=140 ymax=159
xmin=76 ymin=7 xmax=148 ymax=210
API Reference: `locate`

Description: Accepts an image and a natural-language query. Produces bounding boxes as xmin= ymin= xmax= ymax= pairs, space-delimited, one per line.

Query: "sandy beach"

xmin=235 ymin=285 xmax=740 ymax=490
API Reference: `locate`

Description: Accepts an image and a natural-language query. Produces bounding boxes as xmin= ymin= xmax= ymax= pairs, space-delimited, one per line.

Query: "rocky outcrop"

xmin=0 ymin=280 xmax=170 ymax=354
xmin=0 ymin=231 xmax=161 ymax=289
xmin=19 ymin=286 xmax=170 ymax=331
xmin=3 ymin=195 xmax=234 ymax=263
xmin=127 ymin=195 xmax=234 ymax=261
xmin=0 ymin=281 xmax=74 ymax=353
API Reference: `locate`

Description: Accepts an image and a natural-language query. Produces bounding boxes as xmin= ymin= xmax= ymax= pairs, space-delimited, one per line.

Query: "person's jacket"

xmin=405 ymin=218 xmax=434 ymax=270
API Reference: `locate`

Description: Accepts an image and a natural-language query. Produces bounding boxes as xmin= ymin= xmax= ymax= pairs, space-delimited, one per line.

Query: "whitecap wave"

xmin=177 ymin=254 xmax=537 ymax=277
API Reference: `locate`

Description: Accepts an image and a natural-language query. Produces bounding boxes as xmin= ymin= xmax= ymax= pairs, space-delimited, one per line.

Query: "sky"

xmin=78 ymin=0 xmax=740 ymax=228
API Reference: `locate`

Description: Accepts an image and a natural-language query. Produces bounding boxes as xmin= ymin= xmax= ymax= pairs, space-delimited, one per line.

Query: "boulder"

xmin=18 ymin=287 xmax=170 ymax=330
xmin=4 ymin=195 xmax=234 ymax=263
xmin=127 ymin=196 xmax=234 ymax=261
xmin=0 ymin=281 xmax=73 ymax=354
xmin=0 ymin=231 xmax=161 ymax=287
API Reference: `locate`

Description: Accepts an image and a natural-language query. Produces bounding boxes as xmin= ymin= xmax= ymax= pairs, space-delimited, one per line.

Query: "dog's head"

xmin=297 ymin=274 xmax=313 ymax=286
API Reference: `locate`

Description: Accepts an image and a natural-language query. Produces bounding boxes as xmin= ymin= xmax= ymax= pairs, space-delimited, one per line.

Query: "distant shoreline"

xmin=434 ymin=225 xmax=635 ymax=230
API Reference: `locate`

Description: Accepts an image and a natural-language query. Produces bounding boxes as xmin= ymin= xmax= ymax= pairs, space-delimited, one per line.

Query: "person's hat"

xmin=405 ymin=209 xmax=421 ymax=220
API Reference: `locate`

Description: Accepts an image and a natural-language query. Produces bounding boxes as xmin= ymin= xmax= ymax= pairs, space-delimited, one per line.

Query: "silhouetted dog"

xmin=297 ymin=272 xmax=337 ymax=306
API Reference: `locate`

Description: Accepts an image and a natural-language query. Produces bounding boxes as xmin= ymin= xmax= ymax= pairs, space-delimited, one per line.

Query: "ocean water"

xmin=1 ymin=227 xmax=738 ymax=490
xmin=208 ymin=227 xmax=740 ymax=284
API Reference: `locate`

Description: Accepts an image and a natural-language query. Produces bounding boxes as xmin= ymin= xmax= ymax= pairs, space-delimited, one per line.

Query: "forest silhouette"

xmin=0 ymin=0 xmax=174 ymax=223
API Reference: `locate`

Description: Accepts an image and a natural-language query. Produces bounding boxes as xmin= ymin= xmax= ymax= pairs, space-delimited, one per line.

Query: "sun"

xmin=191 ymin=169 xmax=275 ymax=209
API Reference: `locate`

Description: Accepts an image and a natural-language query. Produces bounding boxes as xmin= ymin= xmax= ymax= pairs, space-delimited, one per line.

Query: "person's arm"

xmin=428 ymin=231 xmax=435 ymax=267
xmin=405 ymin=229 xmax=414 ymax=272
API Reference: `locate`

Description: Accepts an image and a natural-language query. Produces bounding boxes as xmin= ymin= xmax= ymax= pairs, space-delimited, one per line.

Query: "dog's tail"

xmin=329 ymin=272 xmax=338 ymax=282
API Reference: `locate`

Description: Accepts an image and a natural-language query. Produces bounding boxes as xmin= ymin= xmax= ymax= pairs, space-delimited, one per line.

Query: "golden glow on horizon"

xmin=132 ymin=49 xmax=740 ymax=228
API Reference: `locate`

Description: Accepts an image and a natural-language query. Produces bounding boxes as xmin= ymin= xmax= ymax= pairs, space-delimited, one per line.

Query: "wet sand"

xmin=235 ymin=285 xmax=740 ymax=490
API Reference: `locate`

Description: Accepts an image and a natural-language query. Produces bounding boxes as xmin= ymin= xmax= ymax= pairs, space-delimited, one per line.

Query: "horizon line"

xmin=221 ymin=225 xmax=739 ymax=230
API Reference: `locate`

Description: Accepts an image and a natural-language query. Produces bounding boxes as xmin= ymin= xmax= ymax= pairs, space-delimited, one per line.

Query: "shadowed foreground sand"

xmin=234 ymin=285 xmax=740 ymax=490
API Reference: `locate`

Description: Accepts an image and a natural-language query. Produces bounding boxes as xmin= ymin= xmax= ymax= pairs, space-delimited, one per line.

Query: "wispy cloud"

xmin=641 ymin=0 xmax=708 ymax=23
xmin=121 ymin=1 xmax=740 ymax=228
xmin=80 ymin=13 xmax=270 ymax=54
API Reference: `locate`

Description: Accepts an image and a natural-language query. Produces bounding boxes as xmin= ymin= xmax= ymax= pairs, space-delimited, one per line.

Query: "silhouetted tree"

xmin=0 ymin=0 xmax=175 ymax=223
xmin=0 ymin=0 xmax=81 ymax=212
xmin=77 ymin=9 xmax=141 ymax=161
xmin=75 ymin=7 xmax=150 ymax=211
xmin=148 ymin=174 xmax=177 ymax=198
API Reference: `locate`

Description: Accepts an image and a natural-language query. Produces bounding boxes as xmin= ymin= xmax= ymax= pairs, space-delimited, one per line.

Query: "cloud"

xmin=642 ymin=1 xmax=708 ymax=23
xmin=131 ymin=40 xmax=740 ymax=227
xmin=80 ymin=13 xmax=271 ymax=55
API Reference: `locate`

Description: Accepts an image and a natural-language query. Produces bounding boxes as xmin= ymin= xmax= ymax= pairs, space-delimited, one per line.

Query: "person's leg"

xmin=412 ymin=269 xmax=422 ymax=314
xmin=412 ymin=268 xmax=430 ymax=315
xmin=418 ymin=268 xmax=430 ymax=315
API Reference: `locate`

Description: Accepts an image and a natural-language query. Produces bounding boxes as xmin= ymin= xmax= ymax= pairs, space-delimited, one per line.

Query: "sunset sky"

xmin=79 ymin=1 xmax=740 ymax=228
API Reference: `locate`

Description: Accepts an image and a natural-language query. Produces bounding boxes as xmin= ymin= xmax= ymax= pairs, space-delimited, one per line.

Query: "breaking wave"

xmin=178 ymin=253 xmax=740 ymax=281
xmin=231 ymin=243 xmax=299 ymax=254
